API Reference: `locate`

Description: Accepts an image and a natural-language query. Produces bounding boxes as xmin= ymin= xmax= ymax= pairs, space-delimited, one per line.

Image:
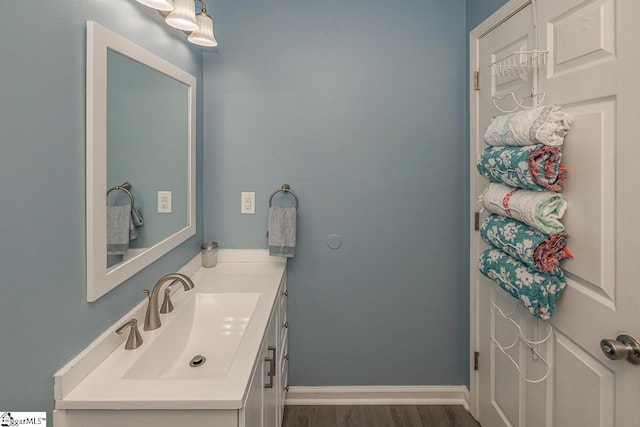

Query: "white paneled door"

xmin=470 ymin=0 xmax=640 ymax=425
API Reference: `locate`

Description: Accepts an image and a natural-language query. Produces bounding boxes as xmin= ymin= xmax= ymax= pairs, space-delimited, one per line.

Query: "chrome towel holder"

xmin=269 ymin=184 xmax=299 ymax=209
xmin=107 ymin=181 xmax=135 ymax=209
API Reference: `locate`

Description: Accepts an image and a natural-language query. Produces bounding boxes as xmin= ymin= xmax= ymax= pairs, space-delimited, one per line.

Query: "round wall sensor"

xmin=327 ymin=234 xmax=342 ymax=250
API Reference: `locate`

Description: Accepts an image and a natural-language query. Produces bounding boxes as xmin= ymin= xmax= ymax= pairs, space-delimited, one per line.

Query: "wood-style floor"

xmin=282 ymin=405 xmax=480 ymax=427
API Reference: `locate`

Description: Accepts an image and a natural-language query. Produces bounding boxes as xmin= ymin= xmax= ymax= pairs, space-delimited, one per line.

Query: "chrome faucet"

xmin=144 ymin=273 xmax=195 ymax=331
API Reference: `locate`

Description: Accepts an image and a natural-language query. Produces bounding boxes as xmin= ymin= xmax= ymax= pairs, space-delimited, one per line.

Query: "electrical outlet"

xmin=158 ymin=191 xmax=172 ymax=213
xmin=241 ymin=192 xmax=255 ymax=214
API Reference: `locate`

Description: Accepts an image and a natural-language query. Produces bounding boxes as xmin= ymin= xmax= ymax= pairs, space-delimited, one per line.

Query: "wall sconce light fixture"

xmin=136 ymin=0 xmax=218 ymax=47
xmin=136 ymin=0 xmax=174 ymax=11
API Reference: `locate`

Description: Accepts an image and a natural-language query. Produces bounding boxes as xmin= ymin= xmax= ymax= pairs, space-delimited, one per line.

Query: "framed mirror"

xmin=86 ymin=21 xmax=196 ymax=301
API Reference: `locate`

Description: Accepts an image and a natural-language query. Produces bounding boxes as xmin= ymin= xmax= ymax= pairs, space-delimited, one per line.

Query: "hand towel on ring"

xmin=268 ymin=206 xmax=297 ymax=258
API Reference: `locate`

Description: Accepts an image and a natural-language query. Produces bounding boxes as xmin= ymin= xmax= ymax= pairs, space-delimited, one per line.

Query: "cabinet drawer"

xmin=277 ymin=326 xmax=288 ymax=363
xmin=279 ymin=282 xmax=287 ymax=313
xmin=279 ymin=338 xmax=288 ymax=369
xmin=280 ymin=356 xmax=289 ymax=394
xmin=280 ymin=299 xmax=288 ymax=326
xmin=280 ymin=325 xmax=288 ymax=350
xmin=280 ymin=355 xmax=288 ymax=385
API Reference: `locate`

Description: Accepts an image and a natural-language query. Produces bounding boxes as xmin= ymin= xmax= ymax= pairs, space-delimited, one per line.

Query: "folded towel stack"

xmin=477 ymin=105 xmax=573 ymax=319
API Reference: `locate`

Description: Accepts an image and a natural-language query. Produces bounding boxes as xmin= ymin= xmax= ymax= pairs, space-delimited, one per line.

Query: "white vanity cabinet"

xmin=241 ymin=274 xmax=288 ymax=427
xmin=54 ymin=255 xmax=288 ymax=427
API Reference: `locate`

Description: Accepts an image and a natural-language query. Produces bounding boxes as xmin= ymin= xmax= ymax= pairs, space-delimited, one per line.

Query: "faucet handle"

xmin=115 ymin=319 xmax=143 ymax=350
xmin=160 ymin=287 xmax=174 ymax=314
xmin=143 ymin=289 xmax=151 ymax=300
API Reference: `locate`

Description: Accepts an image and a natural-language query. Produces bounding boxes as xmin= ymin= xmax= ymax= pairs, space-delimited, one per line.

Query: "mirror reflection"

xmin=106 ymin=49 xmax=189 ymax=268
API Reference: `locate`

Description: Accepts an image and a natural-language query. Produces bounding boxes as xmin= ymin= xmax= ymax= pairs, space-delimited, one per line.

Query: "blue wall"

xmin=0 ymin=0 xmax=203 ymax=415
xmin=467 ymin=0 xmax=511 ymax=32
xmin=203 ymin=0 xmax=468 ymax=386
xmin=0 ymin=0 xmax=514 ymax=415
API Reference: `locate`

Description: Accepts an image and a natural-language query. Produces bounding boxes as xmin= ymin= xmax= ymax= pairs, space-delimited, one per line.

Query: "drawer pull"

xmin=283 ymin=321 xmax=289 ymax=329
xmin=264 ymin=346 xmax=276 ymax=389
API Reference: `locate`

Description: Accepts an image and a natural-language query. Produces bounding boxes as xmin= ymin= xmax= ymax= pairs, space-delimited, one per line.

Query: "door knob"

xmin=600 ymin=335 xmax=640 ymax=364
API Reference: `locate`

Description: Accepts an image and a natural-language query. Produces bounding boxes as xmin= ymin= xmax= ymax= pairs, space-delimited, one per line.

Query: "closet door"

xmin=536 ymin=0 xmax=640 ymax=425
xmin=472 ymin=0 xmax=640 ymax=425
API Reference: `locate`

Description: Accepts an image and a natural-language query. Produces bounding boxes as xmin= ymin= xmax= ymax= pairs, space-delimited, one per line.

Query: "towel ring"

xmin=107 ymin=182 xmax=135 ymax=209
xmin=269 ymin=184 xmax=299 ymax=209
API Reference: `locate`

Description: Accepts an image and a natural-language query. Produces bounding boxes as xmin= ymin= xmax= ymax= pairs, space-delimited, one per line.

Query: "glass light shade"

xmin=136 ymin=0 xmax=174 ymax=11
xmin=188 ymin=13 xmax=218 ymax=47
xmin=165 ymin=0 xmax=199 ymax=31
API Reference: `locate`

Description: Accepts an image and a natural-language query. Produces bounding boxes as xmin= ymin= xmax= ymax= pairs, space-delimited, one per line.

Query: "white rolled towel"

xmin=484 ymin=105 xmax=573 ymax=147
xmin=479 ymin=182 xmax=568 ymax=234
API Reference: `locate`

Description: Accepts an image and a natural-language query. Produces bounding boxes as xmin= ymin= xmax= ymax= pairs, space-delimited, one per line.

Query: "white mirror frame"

xmin=86 ymin=21 xmax=196 ymax=302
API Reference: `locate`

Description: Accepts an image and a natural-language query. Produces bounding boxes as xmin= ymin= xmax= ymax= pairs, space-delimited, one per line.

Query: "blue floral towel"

xmin=477 ymin=144 xmax=566 ymax=192
xmin=480 ymin=214 xmax=572 ymax=273
xmin=478 ymin=248 xmax=567 ymax=320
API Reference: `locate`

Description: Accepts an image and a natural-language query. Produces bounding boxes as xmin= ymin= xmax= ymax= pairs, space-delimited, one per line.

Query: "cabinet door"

xmin=240 ymin=343 xmax=264 ymax=427
xmin=278 ymin=339 xmax=288 ymax=425
xmin=277 ymin=276 xmax=288 ymax=427
xmin=263 ymin=306 xmax=279 ymax=427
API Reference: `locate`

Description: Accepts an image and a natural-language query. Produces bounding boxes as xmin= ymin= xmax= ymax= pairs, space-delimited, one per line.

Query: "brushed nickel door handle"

xmin=600 ymin=335 xmax=640 ymax=365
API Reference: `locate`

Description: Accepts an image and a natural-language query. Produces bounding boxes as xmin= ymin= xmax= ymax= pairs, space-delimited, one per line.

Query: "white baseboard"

xmin=285 ymin=386 xmax=470 ymax=409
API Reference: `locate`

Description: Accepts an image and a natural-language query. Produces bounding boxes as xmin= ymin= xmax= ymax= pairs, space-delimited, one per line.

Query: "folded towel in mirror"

xmin=131 ymin=206 xmax=144 ymax=227
xmin=129 ymin=207 xmax=144 ymax=240
xmin=107 ymin=204 xmax=132 ymax=255
xmin=478 ymin=248 xmax=567 ymax=320
xmin=268 ymin=207 xmax=296 ymax=258
xmin=484 ymin=105 xmax=573 ymax=147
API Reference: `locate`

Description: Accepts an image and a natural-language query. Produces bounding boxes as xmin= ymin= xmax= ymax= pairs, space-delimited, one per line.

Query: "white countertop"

xmin=55 ymin=252 xmax=286 ymax=410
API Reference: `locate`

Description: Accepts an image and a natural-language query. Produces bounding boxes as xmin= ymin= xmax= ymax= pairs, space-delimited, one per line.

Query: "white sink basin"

xmin=124 ymin=293 xmax=260 ymax=380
